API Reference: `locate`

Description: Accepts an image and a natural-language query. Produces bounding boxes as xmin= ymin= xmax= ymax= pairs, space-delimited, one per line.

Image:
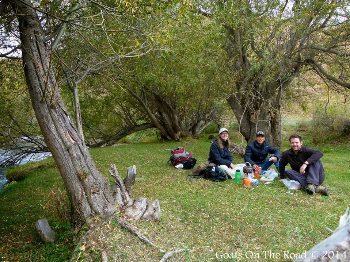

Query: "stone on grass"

xmin=35 ymin=218 xmax=56 ymax=243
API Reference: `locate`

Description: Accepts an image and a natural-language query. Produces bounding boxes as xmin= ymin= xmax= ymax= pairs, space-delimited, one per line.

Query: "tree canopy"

xmin=210 ymin=0 xmax=350 ymax=145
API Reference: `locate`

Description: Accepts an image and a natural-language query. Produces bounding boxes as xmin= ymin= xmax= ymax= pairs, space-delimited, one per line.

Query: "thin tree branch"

xmin=0 ymin=45 xmax=21 ymax=58
xmin=304 ymin=45 xmax=350 ymax=56
xmin=160 ymin=249 xmax=190 ymax=262
xmin=118 ymin=218 xmax=165 ymax=253
xmin=308 ymin=59 xmax=350 ymax=89
xmin=88 ymin=123 xmax=153 ymax=148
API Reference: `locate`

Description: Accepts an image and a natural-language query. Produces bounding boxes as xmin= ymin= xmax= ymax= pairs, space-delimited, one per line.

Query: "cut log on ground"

xmin=109 ymin=164 xmax=161 ymax=221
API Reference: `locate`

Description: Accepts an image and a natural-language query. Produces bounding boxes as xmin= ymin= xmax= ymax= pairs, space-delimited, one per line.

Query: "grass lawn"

xmin=0 ymin=131 xmax=349 ymax=261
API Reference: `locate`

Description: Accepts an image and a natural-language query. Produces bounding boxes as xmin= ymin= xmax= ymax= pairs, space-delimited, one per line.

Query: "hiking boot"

xmin=315 ymin=185 xmax=330 ymax=196
xmin=305 ymin=184 xmax=315 ymax=195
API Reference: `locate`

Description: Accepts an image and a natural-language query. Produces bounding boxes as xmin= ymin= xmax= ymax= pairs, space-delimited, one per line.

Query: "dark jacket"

xmin=244 ymin=140 xmax=281 ymax=165
xmin=208 ymin=139 xmax=232 ymax=167
xmin=279 ymin=146 xmax=323 ymax=177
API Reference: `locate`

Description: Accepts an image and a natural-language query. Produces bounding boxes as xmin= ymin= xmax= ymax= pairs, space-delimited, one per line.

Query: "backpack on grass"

xmin=190 ymin=164 xmax=228 ymax=182
xmin=202 ymin=166 xmax=228 ymax=181
xmin=169 ymin=147 xmax=197 ymax=169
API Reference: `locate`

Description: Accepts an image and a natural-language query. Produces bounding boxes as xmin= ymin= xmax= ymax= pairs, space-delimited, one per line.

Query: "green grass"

xmin=0 ymin=160 xmax=74 ymax=261
xmin=1 ymin=132 xmax=349 ymax=261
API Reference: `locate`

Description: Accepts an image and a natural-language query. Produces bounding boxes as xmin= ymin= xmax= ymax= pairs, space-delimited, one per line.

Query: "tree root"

xmin=118 ymin=218 xmax=190 ymax=261
xmin=118 ymin=218 xmax=165 ymax=253
xmin=71 ymin=164 xmax=185 ymax=261
xmin=160 ymin=248 xmax=190 ymax=262
xmin=110 ymin=164 xmax=161 ymax=221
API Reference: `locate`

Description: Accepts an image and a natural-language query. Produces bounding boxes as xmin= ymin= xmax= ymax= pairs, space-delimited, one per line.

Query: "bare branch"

xmin=118 ymin=218 xmax=165 ymax=253
xmin=15 ymin=0 xmax=67 ymax=23
xmin=51 ymin=3 xmax=80 ymax=49
xmin=304 ymin=45 xmax=350 ymax=56
xmin=160 ymin=249 xmax=190 ymax=262
xmin=0 ymin=45 xmax=21 ymax=58
xmin=280 ymin=0 xmax=289 ymax=16
xmin=308 ymin=59 xmax=350 ymax=89
xmin=320 ymin=3 xmax=336 ymax=28
xmin=88 ymin=123 xmax=153 ymax=148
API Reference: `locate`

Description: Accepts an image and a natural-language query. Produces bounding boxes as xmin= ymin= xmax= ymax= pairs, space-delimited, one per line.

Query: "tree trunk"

xmin=227 ymin=86 xmax=282 ymax=147
xmin=153 ymin=93 xmax=181 ymax=141
xmin=223 ymin=21 xmax=302 ymax=148
xmin=127 ymin=87 xmax=181 ymax=140
xmin=11 ymin=0 xmax=115 ymax=226
xmin=190 ymin=120 xmax=213 ymax=137
xmin=73 ymin=83 xmax=85 ymax=144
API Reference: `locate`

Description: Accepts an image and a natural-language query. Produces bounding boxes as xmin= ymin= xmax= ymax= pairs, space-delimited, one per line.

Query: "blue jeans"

xmin=255 ymin=159 xmax=279 ymax=171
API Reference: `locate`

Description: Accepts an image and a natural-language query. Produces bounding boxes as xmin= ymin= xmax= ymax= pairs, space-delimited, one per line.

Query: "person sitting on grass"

xmin=244 ymin=131 xmax=281 ymax=171
xmin=208 ymin=128 xmax=236 ymax=179
xmin=279 ymin=134 xmax=329 ymax=196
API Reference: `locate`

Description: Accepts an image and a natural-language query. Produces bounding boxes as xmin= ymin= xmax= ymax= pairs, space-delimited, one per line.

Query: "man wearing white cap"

xmin=208 ymin=127 xmax=236 ymax=178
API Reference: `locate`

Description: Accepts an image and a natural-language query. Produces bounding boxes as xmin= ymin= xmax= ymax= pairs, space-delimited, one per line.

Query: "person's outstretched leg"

xmin=284 ymin=169 xmax=307 ymax=187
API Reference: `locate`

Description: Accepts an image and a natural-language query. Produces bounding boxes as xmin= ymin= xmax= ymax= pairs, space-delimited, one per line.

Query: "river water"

xmin=0 ymin=150 xmax=52 ymax=192
xmin=0 ymin=168 xmax=7 ymax=192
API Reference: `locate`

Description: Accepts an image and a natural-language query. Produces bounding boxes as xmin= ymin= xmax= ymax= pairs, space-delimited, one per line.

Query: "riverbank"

xmin=0 ymin=150 xmax=51 ymax=191
xmin=0 ymin=168 xmax=7 ymax=192
xmin=0 ymin=157 xmax=73 ymax=261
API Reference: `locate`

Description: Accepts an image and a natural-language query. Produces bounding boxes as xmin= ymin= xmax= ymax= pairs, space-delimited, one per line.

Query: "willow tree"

xmin=59 ymin=5 xmax=229 ymax=143
xmin=1 ymin=0 xmax=116 ymax=226
xmin=214 ymin=0 xmax=350 ymax=146
xmin=50 ymin=1 xmax=159 ymax=146
xmin=119 ymin=12 xmax=229 ymax=141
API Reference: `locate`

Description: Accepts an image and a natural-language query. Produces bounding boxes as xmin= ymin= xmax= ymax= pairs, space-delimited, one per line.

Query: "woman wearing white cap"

xmin=208 ymin=127 xmax=236 ymax=178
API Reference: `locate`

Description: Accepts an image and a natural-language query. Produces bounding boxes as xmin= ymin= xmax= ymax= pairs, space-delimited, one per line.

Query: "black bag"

xmin=182 ymin=158 xmax=197 ymax=169
xmin=202 ymin=166 xmax=228 ymax=181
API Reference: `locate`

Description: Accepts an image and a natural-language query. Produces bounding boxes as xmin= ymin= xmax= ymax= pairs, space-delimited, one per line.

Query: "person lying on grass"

xmin=208 ymin=128 xmax=236 ymax=179
xmin=279 ymin=134 xmax=329 ymax=196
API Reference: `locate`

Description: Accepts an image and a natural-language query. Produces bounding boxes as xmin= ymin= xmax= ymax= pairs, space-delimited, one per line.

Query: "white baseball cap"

xmin=219 ymin=128 xmax=229 ymax=134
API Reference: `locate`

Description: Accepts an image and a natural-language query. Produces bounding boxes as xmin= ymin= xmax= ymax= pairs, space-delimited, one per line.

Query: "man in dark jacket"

xmin=244 ymin=131 xmax=281 ymax=171
xmin=279 ymin=134 xmax=329 ymax=196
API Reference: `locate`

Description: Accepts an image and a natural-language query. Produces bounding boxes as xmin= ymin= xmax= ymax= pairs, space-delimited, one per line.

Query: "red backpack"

xmin=169 ymin=147 xmax=196 ymax=169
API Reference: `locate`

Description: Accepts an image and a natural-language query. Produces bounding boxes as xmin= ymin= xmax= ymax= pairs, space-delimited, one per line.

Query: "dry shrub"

xmin=311 ymin=107 xmax=350 ymax=144
xmin=296 ymin=121 xmax=310 ymax=132
xmin=44 ymin=188 xmax=71 ymax=222
xmin=6 ymin=170 xmax=27 ymax=182
xmin=6 ymin=164 xmax=45 ymax=182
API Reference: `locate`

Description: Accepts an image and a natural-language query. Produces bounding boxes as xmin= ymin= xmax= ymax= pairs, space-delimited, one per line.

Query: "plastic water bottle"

xmin=234 ymin=170 xmax=242 ymax=183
